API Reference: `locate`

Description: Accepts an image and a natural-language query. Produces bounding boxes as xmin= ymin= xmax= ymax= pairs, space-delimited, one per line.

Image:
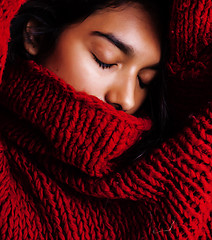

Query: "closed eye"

xmin=137 ymin=75 xmax=148 ymax=89
xmin=92 ymin=53 xmax=115 ymax=69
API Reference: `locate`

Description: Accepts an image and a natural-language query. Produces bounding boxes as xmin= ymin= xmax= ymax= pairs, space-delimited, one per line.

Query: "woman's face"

xmin=29 ymin=3 xmax=161 ymax=115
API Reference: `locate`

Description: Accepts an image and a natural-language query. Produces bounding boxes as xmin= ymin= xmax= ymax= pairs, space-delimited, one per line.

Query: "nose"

xmin=105 ymin=76 xmax=136 ymax=113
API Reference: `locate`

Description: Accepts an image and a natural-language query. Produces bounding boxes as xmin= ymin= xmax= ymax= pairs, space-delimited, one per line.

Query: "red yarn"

xmin=168 ymin=0 xmax=212 ymax=123
xmin=0 ymin=0 xmax=212 ymax=239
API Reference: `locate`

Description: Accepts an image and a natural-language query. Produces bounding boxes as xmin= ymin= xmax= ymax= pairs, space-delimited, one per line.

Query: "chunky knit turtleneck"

xmin=0 ymin=0 xmax=212 ymax=239
xmin=0 ymin=60 xmax=151 ymax=177
xmin=1 ymin=60 xmax=211 ymax=240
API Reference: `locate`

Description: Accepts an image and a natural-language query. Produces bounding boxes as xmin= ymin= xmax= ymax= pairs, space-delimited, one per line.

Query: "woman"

xmin=7 ymin=0 xmax=169 ymax=147
xmin=0 ymin=0 xmax=211 ymax=239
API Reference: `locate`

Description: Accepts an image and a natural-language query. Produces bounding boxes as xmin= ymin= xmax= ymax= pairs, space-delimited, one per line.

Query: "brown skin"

xmin=24 ymin=3 xmax=161 ymax=115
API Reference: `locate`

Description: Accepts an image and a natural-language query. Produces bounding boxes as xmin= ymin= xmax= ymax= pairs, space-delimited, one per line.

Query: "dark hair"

xmin=7 ymin=0 xmax=171 ymax=161
xmin=8 ymin=0 xmax=170 ymax=61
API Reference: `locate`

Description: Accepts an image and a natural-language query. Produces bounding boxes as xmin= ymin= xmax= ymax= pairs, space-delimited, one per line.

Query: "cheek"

xmin=134 ymin=79 xmax=148 ymax=106
xmin=135 ymin=89 xmax=148 ymax=108
xmin=44 ymin=41 xmax=107 ymax=96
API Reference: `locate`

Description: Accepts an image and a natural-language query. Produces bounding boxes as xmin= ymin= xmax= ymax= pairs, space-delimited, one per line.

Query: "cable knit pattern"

xmin=0 ymin=0 xmax=212 ymax=239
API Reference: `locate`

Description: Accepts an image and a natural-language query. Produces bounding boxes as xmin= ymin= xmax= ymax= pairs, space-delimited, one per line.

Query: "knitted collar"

xmin=0 ymin=60 xmax=151 ymax=177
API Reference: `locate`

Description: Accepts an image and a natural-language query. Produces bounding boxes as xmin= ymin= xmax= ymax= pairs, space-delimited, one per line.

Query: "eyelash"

xmin=92 ymin=54 xmax=114 ymax=69
xmin=137 ymin=75 xmax=148 ymax=89
xmin=92 ymin=53 xmax=149 ymax=89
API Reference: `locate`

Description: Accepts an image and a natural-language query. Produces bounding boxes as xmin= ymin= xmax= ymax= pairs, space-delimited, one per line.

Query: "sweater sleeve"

xmin=63 ymin=103 xmax=212 ymax=238
xmin=66 ymin=104 xmax=212 ymax=201
xmin=0 ymin=0 xmax=27 ymax=84
xmin=167 ymin=0 xmax=212 ymax=122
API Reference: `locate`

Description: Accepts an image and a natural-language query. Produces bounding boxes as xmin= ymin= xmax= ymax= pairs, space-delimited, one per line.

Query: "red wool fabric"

xmin=167 ymin=0 xmax=212 ymax=123
xmin=0 ymin=0 xmax=212 ymax=239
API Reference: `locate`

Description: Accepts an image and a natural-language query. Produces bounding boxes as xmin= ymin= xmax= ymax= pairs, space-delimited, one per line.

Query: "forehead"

xmin=66 ymin=3 xmax=161 ymax=62
xmin=87 ymin=4 xmax=160 ymax=39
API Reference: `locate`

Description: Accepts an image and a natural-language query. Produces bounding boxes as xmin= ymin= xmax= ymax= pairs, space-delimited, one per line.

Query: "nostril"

xmin=111 ymin=103 xmax=123 ymax=111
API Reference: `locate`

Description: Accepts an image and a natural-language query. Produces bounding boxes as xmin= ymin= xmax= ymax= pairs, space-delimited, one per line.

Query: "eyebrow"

xmin=91 ymin=30 xmax=161 ymax=71
xmin=91 ymin=31 xmax=134 ymax=56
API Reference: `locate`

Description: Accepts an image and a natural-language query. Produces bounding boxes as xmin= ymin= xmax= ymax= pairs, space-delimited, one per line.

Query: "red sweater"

xmin=0 ymin=0 xmax=212 ymax=239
